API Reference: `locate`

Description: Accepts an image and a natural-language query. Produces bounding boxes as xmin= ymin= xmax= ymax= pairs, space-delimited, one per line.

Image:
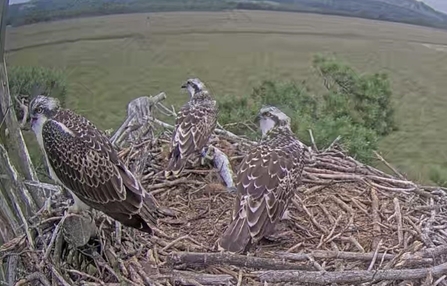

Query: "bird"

xmin=29 ymin=95 xmax=161 ymax=234
xmin=165 ymin=78 xmax=218 ymax=178
xmin=218 ymin=105 xmax=306 ymax=254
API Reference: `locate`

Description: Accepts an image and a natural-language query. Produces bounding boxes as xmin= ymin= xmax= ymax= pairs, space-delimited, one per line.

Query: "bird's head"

xmin=181 ymin=78 xmax=207 ymax=99
xmin=255 ymin=105 xmax=291 ymax=137
xmin=29 ymin=95 xmax=60 ymax=133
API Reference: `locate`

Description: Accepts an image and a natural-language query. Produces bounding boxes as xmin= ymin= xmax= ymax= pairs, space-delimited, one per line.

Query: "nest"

xmin=3 ymin=124 xmax=447 ymax=286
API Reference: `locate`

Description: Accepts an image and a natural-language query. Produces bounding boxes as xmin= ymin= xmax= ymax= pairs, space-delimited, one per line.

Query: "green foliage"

xmin=428 ymin=165 xmax=447 ymax=188
xmin=8 ymin=66 xmax=68 ymax=105
xmin=218 ymin=55 xmax=397 ymax=164
xmin=314 ymin=54 xmax=397 ymax=136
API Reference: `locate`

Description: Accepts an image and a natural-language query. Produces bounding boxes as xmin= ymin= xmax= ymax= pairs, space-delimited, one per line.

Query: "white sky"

xmin=422 ymin=0 xmax=447 ymax=13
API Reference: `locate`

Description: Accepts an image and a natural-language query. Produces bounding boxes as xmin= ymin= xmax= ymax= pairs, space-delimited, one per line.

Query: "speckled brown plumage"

xmin=34 ymin=99 xmax=160 ymax=234
xmin=165 ymin=81 xmax=218 ymax=177
xmin=218 ymin=124 xmax=305 ymax=254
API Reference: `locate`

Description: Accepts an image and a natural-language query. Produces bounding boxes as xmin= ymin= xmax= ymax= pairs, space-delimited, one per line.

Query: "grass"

xmin=5 ymin=10 xmax=447 ymax=184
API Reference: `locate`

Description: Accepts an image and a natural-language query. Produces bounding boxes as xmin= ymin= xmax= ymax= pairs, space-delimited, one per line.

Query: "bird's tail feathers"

xmin=218 ymin=217 xmax=252 ymax=254
xmin=165 ymin=157 xmax=186 ymax=178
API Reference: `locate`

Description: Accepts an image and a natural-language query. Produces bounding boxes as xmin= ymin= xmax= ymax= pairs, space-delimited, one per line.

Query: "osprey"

xmin=29 ymin=95 xmax=161 ymax=234
xmin=218 ymin=106 xmax=305 ymax=254
xmin=165 ymin=78 xmax=218 ymax=177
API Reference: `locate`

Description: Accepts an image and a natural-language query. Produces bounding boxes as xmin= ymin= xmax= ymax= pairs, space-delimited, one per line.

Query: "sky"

xmin=7 ymin=0 xmax=447 ymax=14
xmin=423 ymin=0 xmax=447 ymax=13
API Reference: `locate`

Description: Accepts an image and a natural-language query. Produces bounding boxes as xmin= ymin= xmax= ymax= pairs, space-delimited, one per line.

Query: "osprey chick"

xmin=218 ymin=106 xmax=305 ymax=253
xmin=29 ymin=95 xmax=161 ymax=234
xmin=165 ymin=78 xmax=218 ymax=177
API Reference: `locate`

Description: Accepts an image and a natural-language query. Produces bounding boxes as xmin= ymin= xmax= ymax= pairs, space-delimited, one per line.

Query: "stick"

xmin=371 ymin=187 xmax=381 ymax=250
xmin=168 ymin=252 xmax=314 ymax=271
xmin=255 ymin=262 xmax=447 ymax=284
xmin=374 ymin=151 xmax=406 ymax=180
xmin=171 ymin=270 xmax=235 ymax=285
xmin=308 ymin=129 xmax=318 ymax=151
xmin=275 ymin=250 xmax=395 ymax=262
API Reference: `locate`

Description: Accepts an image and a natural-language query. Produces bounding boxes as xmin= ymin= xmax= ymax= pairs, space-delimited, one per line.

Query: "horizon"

xmin=7 ymin=0 xmax=447 ymax=15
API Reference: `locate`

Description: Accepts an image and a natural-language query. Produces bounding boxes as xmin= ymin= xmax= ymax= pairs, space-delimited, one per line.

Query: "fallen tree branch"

xmin=275 ymin=250 xmax=395 ymax=262
xmin=168 ymin=252 xmax=313 ymax=271
xmin=255 ymin=262 xmax=447 ymax=284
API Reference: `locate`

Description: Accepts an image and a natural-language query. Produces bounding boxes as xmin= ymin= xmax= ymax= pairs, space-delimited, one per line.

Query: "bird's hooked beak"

xmin=254 ymin=113 xmax=262 ymax=123
xmin=181 ymin=82 xmax=188 ymax=89
xmin=29 ymin=115 xmax=38 ymax=128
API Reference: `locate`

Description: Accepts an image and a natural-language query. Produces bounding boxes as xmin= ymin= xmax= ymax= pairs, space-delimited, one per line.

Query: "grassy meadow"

xmin=5 ymin=10 xmax=447 ymax=183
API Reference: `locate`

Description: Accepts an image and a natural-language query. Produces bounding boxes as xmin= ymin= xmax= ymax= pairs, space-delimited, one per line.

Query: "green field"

xmin=5 ymin=10 xmax=447 ymax=183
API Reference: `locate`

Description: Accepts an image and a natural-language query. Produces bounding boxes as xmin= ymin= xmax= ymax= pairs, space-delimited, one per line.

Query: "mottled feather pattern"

xmin=42 ymin=109 xmax=159 ymax=232
xmin=166 ymin=94 xmax=218 ymax=175
xmin=219 ymin=126 xmax=305 ymax=253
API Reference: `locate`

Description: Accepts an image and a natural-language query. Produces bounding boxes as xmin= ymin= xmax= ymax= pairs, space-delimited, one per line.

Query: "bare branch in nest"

xmin=307 ymin=129 xmax=318 ymax=152
xmin=254 ymin=262 xmax=447 ymax=284
xmin=171 ymin=270 xmax=236 ymax=285
xmin=168 ymin=252 xmax=314 ymax=271
xmin=111 ymin=93 xmax=167 ymax=147
xmin=275 ymin=250 xmax=395 ymax=262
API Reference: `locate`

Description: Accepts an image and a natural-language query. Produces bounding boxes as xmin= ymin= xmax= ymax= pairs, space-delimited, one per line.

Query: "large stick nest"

xmin=3 ymin=98 xmax=447 ymax=286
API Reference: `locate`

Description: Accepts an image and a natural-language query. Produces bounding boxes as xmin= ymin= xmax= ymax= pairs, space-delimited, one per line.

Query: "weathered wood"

xmin=0 ymin=0 xmax=42 ymax=209
xmin=254 ymin=262 xmax=447 ymax=284
xmin=0 ymin=144 xmax=39 ymax=255
xmin=0 ymin=144 xmax=39 ymax=218
xmin=172 ymin=270 xmax=235 ymax=285
xmin=168 ymin=251 xmax=313 ymax=271
xmin=0 ymin=0 xmax=7 ymax=58
xmin=0 ymin=3 xmax=43 ymax=283
xmin=110 ymin=93 xmax=166 ymax=147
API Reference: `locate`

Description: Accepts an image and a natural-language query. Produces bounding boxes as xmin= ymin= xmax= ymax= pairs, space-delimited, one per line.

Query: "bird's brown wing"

xmin=42 ymin=109 xmax=159 ymax=233
xmin=166 ymin=101 xmax=217 ymax=176
xmin=218 ymin=144 xmax=299 ymax=253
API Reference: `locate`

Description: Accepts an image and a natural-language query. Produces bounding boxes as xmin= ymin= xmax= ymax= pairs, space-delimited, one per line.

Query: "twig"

xmin=371 ymin=187 xmax=381 ymax=250
xmin=393 ymin=198 xmax=404 ymax=247
xmin=43 ymin=213 xmax=73 ymax=262
xmin=374 ymin=151 xmax=405 ymax=180
xmin=367 ymin=239 xmax=382 ymax=271
xmin=324 ymin=135 xmax=342 ymax=152
xmin=308 ymin=129 xmax=318 ymax=151
xmin=50 ymin=266 xmax=71 ymax=286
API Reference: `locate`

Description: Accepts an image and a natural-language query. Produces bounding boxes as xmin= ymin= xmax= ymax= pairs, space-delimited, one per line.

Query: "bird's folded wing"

xmin=42 ymin=112 xmax=142 ymax=213
xmin=170 ymin=104 xmax=217 ymax=159
xmin=234 ymin=146 xmax=294 ymax=237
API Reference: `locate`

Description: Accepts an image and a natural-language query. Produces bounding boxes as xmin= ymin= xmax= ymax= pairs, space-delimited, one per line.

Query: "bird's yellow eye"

xmin=36 ymin=107 xmax=43 ymax=114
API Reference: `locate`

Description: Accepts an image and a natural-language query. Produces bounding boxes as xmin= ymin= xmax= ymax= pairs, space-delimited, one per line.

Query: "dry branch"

xmin=168 ymin=251 xmax=314 ymax=271
xmin=255 ymin=262 xmax=447 ymax=284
